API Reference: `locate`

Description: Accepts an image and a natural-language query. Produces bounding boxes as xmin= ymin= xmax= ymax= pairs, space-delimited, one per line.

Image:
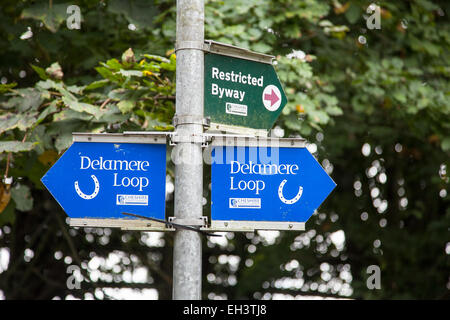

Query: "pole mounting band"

xmin=169 ymin=133 xmax=207 ymax=145
xmin=172 ymin=114 xmax=209 ymax=127
xmin=175 ymin=41 xmax=206 ymax=52
xmin=169 ymin=216 xmax=208 ymax=227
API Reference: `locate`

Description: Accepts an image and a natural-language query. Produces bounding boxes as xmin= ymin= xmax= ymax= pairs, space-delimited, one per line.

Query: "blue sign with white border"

xmin=41 ymin=141 xmax=166 ymax=219
xmin=211 ymin=145 xmax=336 ymax=223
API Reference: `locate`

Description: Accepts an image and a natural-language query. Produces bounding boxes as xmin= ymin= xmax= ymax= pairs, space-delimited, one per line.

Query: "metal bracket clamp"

xmin=168 ymin=132 xmax=212 ymax=148
xmin=172 ymin=115 xmax=210 ymax=128
xmin=175 ymin=41 xmax=206 ymax=53
xmin=169 ymin=216 xmax=208 ymax=227
xmin=169 ymin=133 xmax=205 ymax=144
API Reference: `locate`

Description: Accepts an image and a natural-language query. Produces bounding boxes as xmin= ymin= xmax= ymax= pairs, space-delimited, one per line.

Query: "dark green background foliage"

xmin=0 ymin=0 xmax=448 ymax=299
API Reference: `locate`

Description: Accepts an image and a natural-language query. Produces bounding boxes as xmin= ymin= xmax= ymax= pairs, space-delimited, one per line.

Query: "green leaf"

xmin=95 ymin=66 xmax=114 ymax=80
xmin=284 ymin=116 xmax=303 ymax=131
xmin=21 ymin=3 xmax=67 ymax=32
xmin=105 ymin=58 xmax=123 ymax=71
xmin=442 ymin=137 xmax=450 ymax=151
xmin=308 ymin=109 xmax=330 ymax=124
xmin=55 ymin=132 xmax=73 ymax=152
xmin=325 ymin=105 xmax=344 ymax=116
xmin=0 ymin=113 xmax=20 ymax=134
xmin=53 ymin=109 xmax=93 ymax=122
xmin=1 ymin=88 xmax=43 ymax=112
xmin=0 ymin=141 xmax=37 ymax=153
xmin=117 ymin=100 xmax=135 ymax=114
xmin=0 ymin=82 xmax=17 ymax=94
xmin=30 ymin=64 xmax=49 ymax=80
xmin=11 ymin=184 xmax=33 ymax=212
xmin=118 ymin=69 xmax=143 ymax=77
xmin=0 ymin=111 xmax=39 ymax=134
xmin=17 ymin=112 xmax=39 ymax=131
xmin=28 ymin=125 xmax=52 ymax=155
xmin=84 ymin=79 xmax=110 ymax=91
xmin=35 ymin=79 xmax=75 ymax=99
xmin=160 ymin=61 xmax=176 ymax=71
xmin=62 ymin=96 xmax=102 ymax=119
xmin=35 ymin=79 xmax=58 ymax=90
xmin=66 ymin=85 xmax=85 ymax=94
xmin=300 ymin=123 xmax=312 ymax=136
xmin=108 ymin=0 xmax=158 ymax=29
xmin=161 ymin=19 xmax=176 ymax=38
xmin=251 ymin=42 xmax=272 ymax=53
xmin=143 ymin=54 xmax=170 ymax=63
xmin=393 ymin=91 xmax=407 ymax=103
xmin=345 ymin=3 xmax=361 ymax=24
xmin=0 ymin=202 xmax=15 ymax=226
xmin=95 ymin=104 xmax=129 ymax=123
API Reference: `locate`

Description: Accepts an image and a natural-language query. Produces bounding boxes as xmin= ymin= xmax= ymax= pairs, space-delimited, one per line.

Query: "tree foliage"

xmin=0 ymin=0 xmax=449 ymax=300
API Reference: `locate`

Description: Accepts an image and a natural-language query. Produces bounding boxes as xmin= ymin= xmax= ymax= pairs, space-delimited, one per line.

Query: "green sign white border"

xmin=204 ymin=40 xmax=280 ymax=137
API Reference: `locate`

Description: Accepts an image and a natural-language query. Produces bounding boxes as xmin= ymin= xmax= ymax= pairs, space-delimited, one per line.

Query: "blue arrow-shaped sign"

xmin=41 ymin=141 xmax=166 ymax=219
xmin=211 ymin=144 xmax=336 ymax=224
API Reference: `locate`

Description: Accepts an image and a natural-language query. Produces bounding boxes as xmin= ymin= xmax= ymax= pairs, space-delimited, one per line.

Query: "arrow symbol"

xmin=264 ymin=89 xmax=280 ymax=107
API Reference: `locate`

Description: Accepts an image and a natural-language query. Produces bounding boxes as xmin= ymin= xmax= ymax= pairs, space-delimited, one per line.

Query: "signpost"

xmin=172 ymin=0 xmax=205 ymax=300
xmin=204 ymin=41 xmax=288 ymax=136
xmin=40 ymin=1 xmax=336 ymax=301
xmin=41 ymin=133 xmax=168 ymax=230
xmin=209 ymin=136 xmax=336 ymax=231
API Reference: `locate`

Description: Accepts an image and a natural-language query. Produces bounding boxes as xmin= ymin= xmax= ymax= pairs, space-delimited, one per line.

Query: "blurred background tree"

xmin=0 ymin=0 xmax=448 ymax=300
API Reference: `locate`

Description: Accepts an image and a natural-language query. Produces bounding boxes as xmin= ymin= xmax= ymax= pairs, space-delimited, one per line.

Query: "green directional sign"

xmin=204 ymin=47 xmax=287 ymax=135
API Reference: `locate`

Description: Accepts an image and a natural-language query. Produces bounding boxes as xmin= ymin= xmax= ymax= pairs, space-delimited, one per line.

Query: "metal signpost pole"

xmin=172 ymin=0 xmax=205 ymax=300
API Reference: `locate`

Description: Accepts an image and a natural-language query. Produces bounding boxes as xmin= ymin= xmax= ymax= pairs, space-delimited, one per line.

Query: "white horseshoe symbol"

xmin=74 ymin=175 xmax=100 ymax=200
xmin=278 ymin=179 xmax=303 ymax=205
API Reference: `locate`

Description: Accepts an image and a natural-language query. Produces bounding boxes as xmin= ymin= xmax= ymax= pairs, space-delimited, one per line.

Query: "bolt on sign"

xmin=204 ymin=41 xmax=288 ymax=136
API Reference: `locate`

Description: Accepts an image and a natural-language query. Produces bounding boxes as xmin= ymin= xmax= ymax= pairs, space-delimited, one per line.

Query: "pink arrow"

xmin=264 ymin=89 xmax=279 ymax=106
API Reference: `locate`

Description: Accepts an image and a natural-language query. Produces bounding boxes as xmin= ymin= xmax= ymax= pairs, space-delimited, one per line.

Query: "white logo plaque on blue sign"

xmin=210 ymin=137 xmax=336 ymax=230
xmin=41 ymin=133 xmax=167 ymax=221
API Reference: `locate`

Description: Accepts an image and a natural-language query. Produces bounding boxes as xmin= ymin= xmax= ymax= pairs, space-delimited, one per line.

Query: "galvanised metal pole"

xmin=172 ymin=0 xmax=204 ymax=300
